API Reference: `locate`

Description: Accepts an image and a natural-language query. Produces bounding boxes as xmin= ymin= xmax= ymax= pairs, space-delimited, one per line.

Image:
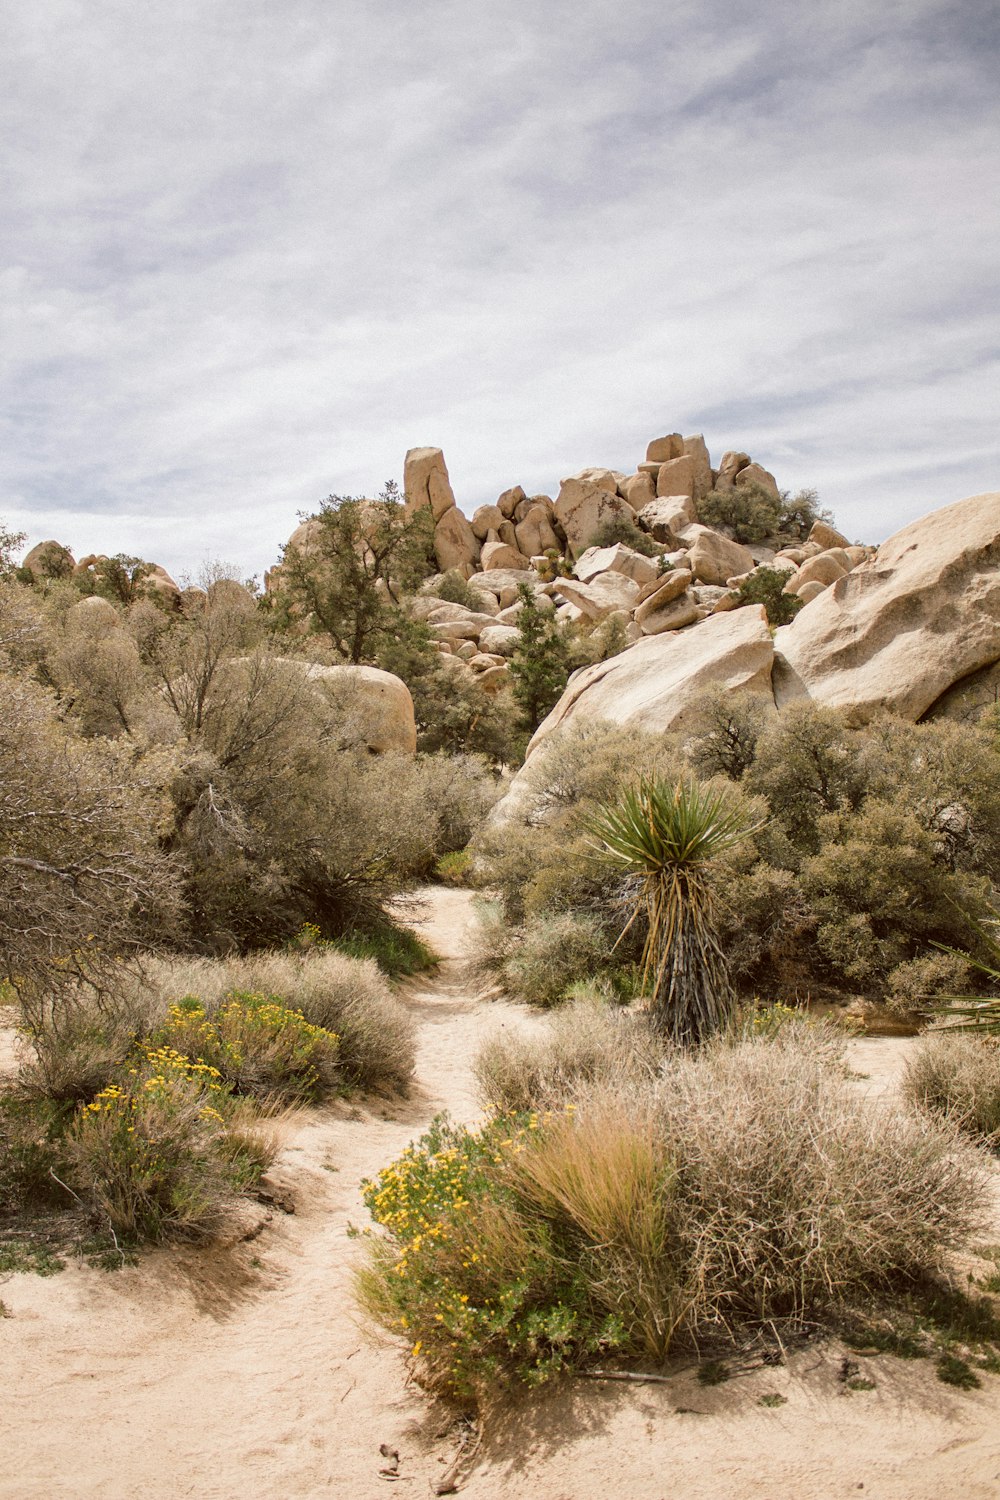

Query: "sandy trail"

xmin=3 ymin=890 xmax=1000 ymax=1499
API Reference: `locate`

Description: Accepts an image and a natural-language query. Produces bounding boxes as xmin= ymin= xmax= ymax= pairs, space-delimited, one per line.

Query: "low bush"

xmin=583 ymin=514 xmax=662 ymax=557
xmin=499 ymin=911 xmax=609 ymax=1007
xmin=698 ymin=484 xmax=782 ymax=542
xmin=474 ymin=996 xmax=663 ymax=1113
xmin=887 ymin=951 xmax=974 ymax=1020
xmin=435 ymin=850 xmax=473 ymax=887
xmin=157 ymin=992 xmax=340 ymax=1104
xmin=64 ymin=1045 xmax=275 ymax=1241
xmin=735 ymin=567 xmax=803 ymax=627
xmin=359 ymin=1033 xmax=985 ymax=1403
xmin=903 ymin=1033 xmax=1000 ymax=1144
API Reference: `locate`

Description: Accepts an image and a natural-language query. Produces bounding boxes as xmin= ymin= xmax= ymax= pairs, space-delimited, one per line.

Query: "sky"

xmin=2 ymin=0 xmax=998 ymax=581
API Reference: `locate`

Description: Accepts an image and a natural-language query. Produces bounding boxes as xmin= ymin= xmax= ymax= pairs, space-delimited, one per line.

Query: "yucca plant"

xmin=931 ymin=909 xmax=1000 ymax=1030
xmin=589 ymin=780 xmax=762 ymax=1045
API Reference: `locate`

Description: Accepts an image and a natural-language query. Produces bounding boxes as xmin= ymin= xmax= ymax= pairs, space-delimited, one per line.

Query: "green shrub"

xmin=427 ymin=570 xmax=489 ymax=611
xmin=157 ymin=991 xmax=341 ymax=1104
xmin=64 ymin=1044 xmax=274 ymax=1241
xmin=435 ymin=849 xmax=473 ymax=886
xmin=903 ymin=1033 xmax=1000 ymax=1144
xmin=583 ymin=514 xmax=662 ymax=557
xmin=735 ymin=567 xmax=804 ymax=627
xmin=698 ymin=484 xmax=782 ymax=542
xmin=500 ymin=911 xmax=609 ymax=1007
xmin=359 ymin=1034 xmax=984 ymax=1403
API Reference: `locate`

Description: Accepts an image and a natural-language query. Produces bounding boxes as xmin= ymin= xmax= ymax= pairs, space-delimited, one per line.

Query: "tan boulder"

xmin=795 ymin=580 xmax=827 ymax=604
xmin=497 ymin=485 xmax=527 ymax=519
xmin=784 ymin=552 xmax=848 ymax=594
xmin=295 ymin=661 xmax=417 ymax=753
xmin=845 ymin=545 xmax=870 ymax=566
xmin=638 ymin=461 xmax=662 ymax=476
xmin=22 ymin=540 xmax=75 ymax=579
xmin=715 ymin=451 xmax=750 ymax=490
xmin=735 ymin=462 xmax=780 ymax=498
xmin=479 ymin=539 xmax=532 ymax=572
xmin=567 ymin=467 xmax=622 ymax=495
xmin=656 ymin=455 xmax=695 ymax=500
xmin=619 ymin=471 xmax=657 ymax=510
xmin=638 ymin=594 xmax=700 ymax=635
xmin=635 ymin=567 xmax=693 ymax=612
xmin=471 ymin=504 xmax=506 ymax=541
xmin=636 ymin=496 xmax=693 ymax=542
xmin=575 ymin=543 xmax=659 ymax=587
xmin=477 ymin=664 xmax=511 ymax=691
xmin=67 ymin=594 xmax=120 ymax=632
xmin=685 ymin=528 xmax=755 ymax=586
xmin=774 ymin=547 xmax=807 ymax=566
xmin=404 ymin=446 xmax=456 ymax=520
xmin=454 ymin=641 xmax=478 ymax=661
xmin=554 ymin=478 xmax=632 ymax=558
xmin=477 ymin=624 xmax=522 ymax=657
xmin=808 ymin=520 xmax=851 ymax=550
xmin=434 ymin=507 xmax=480 ymax=572
xmin=773 ymin=491 xmax=1000 ymax=721
xmin=646 ymin=434 xmax=684 ymax=463
xmin=553 ymin=574 xmax=640 ymax=620
xmin=682 ymin=434 xmax=713 ymax=503
xmin=515 ymin=504 xmax=561 ymax=558
xmin=523 ymin=606 xmax=775 ymax=755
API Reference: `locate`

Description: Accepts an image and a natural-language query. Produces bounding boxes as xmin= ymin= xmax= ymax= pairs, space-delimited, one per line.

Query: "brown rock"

xmin=479 ymin=539 xmax=532 ymax=572
xmin=404 ymin=447 xmax=456 ymax=520
xmin=785 ymin=552 xmax=848 ymax=594
xmin=434 ymin=507 xmax=480 ymax=571
xmin=553 ymin=574 xmax=641 ymax=620
xmin=619 ymin=471 xmax=657 ymax=510
xmin=515 ymin=505 xmax=560 ymax=558
xmin=795 ymin=580 xmax=827 ymax=604
xmin=685 ymin=528 xmax=755 ymax=586
xmin=22 ymin=540 xmax=75 ymax=579
xmin=682 ymin=434 xmax=713 ymax=503
xmin=808 ymin=520 xmax=851 ymax=550
xmin=497 ymin=485 xmax=527 ymax=519
xmin=656 ymin=455 xmax=695 ymax=500
xmin=734 ymin=462 xmax=780 ymax=498
xmin=575 ymin=543 xmax=659 ymax=587
xmin=638 ymin=596 xmax=700 ymax=635
xmin=471 ymin=504 xmax=506 ymax=541
xmin=636 ymin=497 xmax=693 ymax=543
xmin=715 ymin=451 xmax=750 ymax=491
xmin=646 ymin=434 xmax=684 ymax=464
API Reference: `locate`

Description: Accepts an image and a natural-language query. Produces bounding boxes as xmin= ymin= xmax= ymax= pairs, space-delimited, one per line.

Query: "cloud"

xmin=1 ymin=0 xmax=997 ymax=577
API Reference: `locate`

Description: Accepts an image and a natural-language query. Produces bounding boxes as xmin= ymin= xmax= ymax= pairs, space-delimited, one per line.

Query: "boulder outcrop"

xmin=773 ymin=492 xmax=1000 ymax=721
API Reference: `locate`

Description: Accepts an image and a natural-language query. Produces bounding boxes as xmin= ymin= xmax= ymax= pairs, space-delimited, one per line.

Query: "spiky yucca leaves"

xmin=590 ymin=780 xmax=762 ymax=1045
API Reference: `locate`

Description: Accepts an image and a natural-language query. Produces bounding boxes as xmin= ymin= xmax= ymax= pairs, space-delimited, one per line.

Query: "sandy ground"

xmin=2 ymin=889 xmax=1000 ymax=1500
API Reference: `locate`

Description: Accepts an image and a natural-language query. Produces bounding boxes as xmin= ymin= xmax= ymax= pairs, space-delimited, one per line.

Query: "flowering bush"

xmin=157 ymin=990 xmax=340 ymax=1103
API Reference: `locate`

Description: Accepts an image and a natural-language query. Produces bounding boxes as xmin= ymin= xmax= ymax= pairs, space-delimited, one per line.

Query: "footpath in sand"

xmin=2 ymin=888 xmax=1000 ymax=1500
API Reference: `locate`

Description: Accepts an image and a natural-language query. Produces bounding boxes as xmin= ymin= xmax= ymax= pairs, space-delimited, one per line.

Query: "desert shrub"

xmin=359 ymin=1035 xmax=984 ymax=1401
xmin=18 ymin=979 xmax=163 ymax=1104
xmin=427 ymin=570 xmax=489 ymax=611
xmin=685 ymin=688 xmax=771 ymax=782
xmin=113 ymin=948 xmax=415 ymax=1094
xmin=698 ymin=484 xmax=782 ymax=542
xmin=775 ymin=487 xmax=833 ymax=541
xmin=0 ymin=1093 xmax=64 ymax=1216
xmin=474 ymin=996 xmax=663 ymax=1113
xmin=745 ymin=702 xmax=868 ymax=850
xmin=64 ymin=1045 xmax=273 ymax=1241
xmin=499 ymin=911 xmax=609 ymax=1007
xmin=887 ymin=952 xmax=974 ymax=1020
xmin=903 ymin=1033 xmax=1000 ymax=1144
xmin=241 ymin=949 xmax=415 ymax=1090
xmin=157 ymin=992 xmax=340 ymax=1104
xmin=435 ymin=849 xmax=472 ymax=886
xmin=735 ymin=567 xmax=804 ymax=626
xmin=584 ymin=513 xmax=662 ymax=557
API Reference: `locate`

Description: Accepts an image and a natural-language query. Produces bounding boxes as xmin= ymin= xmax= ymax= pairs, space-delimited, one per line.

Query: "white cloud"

xmin=1 ymin=0 xmax=997 ymax=576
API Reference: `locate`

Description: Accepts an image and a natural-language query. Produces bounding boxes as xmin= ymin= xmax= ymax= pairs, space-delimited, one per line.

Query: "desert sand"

xmin=2 ymin=888 xmax=1000 ymax=1500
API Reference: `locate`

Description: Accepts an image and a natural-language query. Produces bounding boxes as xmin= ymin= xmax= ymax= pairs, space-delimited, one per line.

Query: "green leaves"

xmin=588 ymin=779 xmax=763 ymax=876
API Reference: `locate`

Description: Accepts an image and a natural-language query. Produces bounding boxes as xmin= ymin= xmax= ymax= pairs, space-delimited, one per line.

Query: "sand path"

xmin=3 ymin=889 xmax=1000 ymax=1499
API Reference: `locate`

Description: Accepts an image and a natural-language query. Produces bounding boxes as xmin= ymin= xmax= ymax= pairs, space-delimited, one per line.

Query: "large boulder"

xmin=434 ymin=507 xmax=480 ymax=571
xmin=404 ymin=447 xmax=457 ymax=520
xmin=514 ymin=504 xmax=561 ymax=558
xmin=773 ymin=492 xmax=1000 ymax=722
xmin=554 ymin=478 xmax=633 ymax=558
xmin=22 ymin=540 xmax=75 ymax=579
xmin=656 ymin=455 xmax=695 ymax=500
xmin=734 ymin=462 xmax=779 ymax=498
xmin=267 ymin=660 xmax=417 ymax=754
xmin=636 ymin=497 xmax=694 ymax=543
xmin=683 ymin=527 xmax=755 ymax=585
xmin=619 ymin=471 xmax=657 ymax=510
xmin=682 ymin=434 xmax=713 ymax=503
xmin=646 ymin=434 xmax=683 ymax=463
xmin=552 ymin=574 xmax=641 ymax=620
xmin=575 ymin=543 xmax=659 ymax=587
xmin=524 ymin=605 xmax=775 ymax=755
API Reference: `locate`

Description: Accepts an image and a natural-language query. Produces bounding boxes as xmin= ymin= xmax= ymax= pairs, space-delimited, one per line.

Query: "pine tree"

xmin=508 ymin=583 xmax=570 ymax=733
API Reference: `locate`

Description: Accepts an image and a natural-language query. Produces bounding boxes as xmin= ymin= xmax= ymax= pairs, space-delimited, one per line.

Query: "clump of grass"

xmin=358 ymin=1033 xmax=986 ymax=1405
xmin=759 ymin=1392 xmax=787 ymax=1407
xmin=0 ymin=1240 xmax=65 ymax=1276
xmin=435 ymin=850 xmax=473 ymax=887
xmin=697 ymin=1360 xmax=730 ymax=1386
xmin=326 ymin=922 xmax=438 ymax=979
xmin=937 ymin=1353 xmax=981 ymax=1389
xmin=903 ymin=1032 xmax=1000 ymax=1145
xmin=474 ymin=996 xmax=663 ymax=1114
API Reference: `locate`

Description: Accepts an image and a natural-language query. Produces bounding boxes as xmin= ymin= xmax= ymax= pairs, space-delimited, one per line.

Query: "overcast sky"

xmin=3 ymin=0 xmax=998 ymax=580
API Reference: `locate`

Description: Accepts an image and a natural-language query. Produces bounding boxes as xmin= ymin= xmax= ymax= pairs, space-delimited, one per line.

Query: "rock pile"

xmin=19 ymin=542 xmax=183 ymax=608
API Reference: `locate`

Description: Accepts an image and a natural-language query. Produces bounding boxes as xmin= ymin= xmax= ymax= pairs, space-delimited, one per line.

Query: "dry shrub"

xmin=658 ymin=1035 xmax=987 ymax=1329
xmin=903 ymin=1032 xmax=1000 ymax=1144
xmin=474 ymin=997 xmax=662 ymax=1113
xmin=158 ymin=993 xmax=341 ymax=1104
xmin=501 ymin=911 xmax=608 ymax=1007
xmin=361 ymin=1032 xmax=987 ymax=1401
xmin=887 ymin=951 xmax=974 ymax=1021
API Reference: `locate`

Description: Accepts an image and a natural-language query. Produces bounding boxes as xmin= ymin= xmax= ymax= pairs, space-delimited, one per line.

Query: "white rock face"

xmin=404 ymin=447 xmax=457 ymax=520
xmin=525 ymin=605 xmax=775 ymax=755
xmin=773 ymin=492 xmax=1000 ymax=721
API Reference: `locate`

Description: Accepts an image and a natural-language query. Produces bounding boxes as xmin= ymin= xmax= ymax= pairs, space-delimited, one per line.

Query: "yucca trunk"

xmin=643 ymin=868 xmax=735 ymax=1045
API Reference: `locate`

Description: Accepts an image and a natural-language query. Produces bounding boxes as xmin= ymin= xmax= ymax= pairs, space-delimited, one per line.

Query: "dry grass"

xmin=903 ymin=1031 xmax=1000 ymax=1144
xmin=474 ymin=995 xmax=662 ymax=1113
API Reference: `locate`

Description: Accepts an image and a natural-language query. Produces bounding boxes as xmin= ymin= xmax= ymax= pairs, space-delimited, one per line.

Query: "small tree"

xmin=590 ymin=780 xmax=762 ymax=1045
xmin=735 ymin=566 xmax=804 ymax=627
xmin=508 ymin=584 xmax=571 ymax=734
xmin=278 ymin=482 xmax=434 ymax=663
